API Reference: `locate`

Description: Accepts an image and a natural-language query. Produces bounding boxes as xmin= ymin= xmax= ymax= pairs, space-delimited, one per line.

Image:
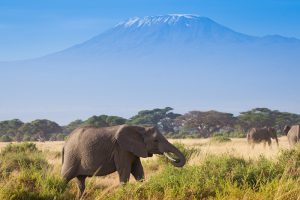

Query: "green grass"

xmin=0 ymin=143 xmax=299 ymax=199
xmin=210 ymin=135 xmax=232 ymax=143
xmin=0 ymin=143 xmax=74 ymax=200
xmin=103 ymin=146 xmax=300 ymax=200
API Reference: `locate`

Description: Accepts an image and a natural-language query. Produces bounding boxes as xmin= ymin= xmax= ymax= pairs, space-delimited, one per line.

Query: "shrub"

xmin=210 ymin=135 xmax=232 ymax=143
xmin=0 ymin=143 xmax=47 ymax=176
xmin=165 ymin=132 xmax=200 ymax=139
xmin=23 ymin=134 xmax=32 ymax=141
xmin=0 ymin=143 xmax=73 ymax=199
xmin=0 ymin=166 xmax=69 ymax=200
xmin=276 ymin=144 xmax=300 ymax=178
xmin=227 ymin=131 xmax=246 ymax=138
xmin=0 ymin=135 xmax=12 ymax=142
xmin=56 ymin=133 xmax=66 ymax=141
xmin=1 ymin=142 xmax=38 ymax=155
xmin=245 ymin=156 xmax=282 ymax=190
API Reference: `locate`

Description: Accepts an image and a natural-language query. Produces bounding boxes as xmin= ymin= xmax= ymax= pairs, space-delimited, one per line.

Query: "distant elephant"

xmin=247 ymin=127 xmax=279 ymax=148
xmin=283 ymin=125 xmax=300 ymax=146
xmin=61 ymin=125 xmax=186 ymax=197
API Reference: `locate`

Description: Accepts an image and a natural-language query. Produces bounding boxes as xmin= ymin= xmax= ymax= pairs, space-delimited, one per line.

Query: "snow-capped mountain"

xmin=1 ymin=14 xmax=300 ymax=121
xmin=114 ymin=14 xmax=254 ymax=43
xmin=2 ymin=14 xmax=300 ymax=68
xmin=34 ymin=14 xmax=298 ymax=67
xmin=52 ymin=14 xmax=256 ymax=57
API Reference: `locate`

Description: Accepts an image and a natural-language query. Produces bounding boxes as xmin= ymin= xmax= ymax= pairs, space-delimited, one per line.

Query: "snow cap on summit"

xmin=116 ymin=14 xmax=204 ymax=28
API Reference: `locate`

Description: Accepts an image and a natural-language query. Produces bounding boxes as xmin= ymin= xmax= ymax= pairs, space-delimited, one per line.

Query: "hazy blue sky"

xmin=1 ymin=0 xmax=300 ymax=125
xmin=1 ymin=0 xmax=300 ymax=61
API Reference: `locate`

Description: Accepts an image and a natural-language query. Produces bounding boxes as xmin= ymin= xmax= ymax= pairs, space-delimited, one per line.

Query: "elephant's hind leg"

xmin=61 ymin=158 xmax=78 ymax=183
xmin=75 ymin=175 xmax=87 ymax=198
xmin=263 ymin=141 xmax=267 ymax=149
xmin=267 ymin=139 xmax=272 ymax=149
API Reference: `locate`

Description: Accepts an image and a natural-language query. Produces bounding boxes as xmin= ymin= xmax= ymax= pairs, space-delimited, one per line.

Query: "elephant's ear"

xmin=115 ymin=125 xmax=148 ymax=158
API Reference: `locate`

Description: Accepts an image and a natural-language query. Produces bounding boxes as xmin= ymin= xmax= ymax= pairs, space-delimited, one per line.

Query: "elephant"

xmin=283 ymin=125 xmax=300 ymax=146
xmin=61 ymin=125 xmax=186 ymax=197
xmin=247 ymin=127 xmax=279 ymax=148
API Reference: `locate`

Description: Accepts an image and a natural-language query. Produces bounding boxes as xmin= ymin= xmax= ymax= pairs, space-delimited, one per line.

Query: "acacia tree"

xmin=237 ymin=108 xmax=300 ymax=133
xmin=18 ymin=119 xmax=62 ymax=141
xmin=62 ymin=119 xmax=84 ymax=134
xmin=84 ymin=115 xmax=127 ymax=127
xmin=237 ymin=108 xmax=273 ymax=131
xmin=128 ymin=107 xmax=181 ymax=133
xmin=0 ymin=119 xmax=24 ymax=139
xmin=175 ymin=110 xmax=236 ymax=137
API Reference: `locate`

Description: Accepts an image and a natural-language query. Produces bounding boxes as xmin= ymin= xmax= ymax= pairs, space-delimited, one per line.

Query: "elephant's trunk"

xmin=161 ymin=142 xmax=186 ymax=167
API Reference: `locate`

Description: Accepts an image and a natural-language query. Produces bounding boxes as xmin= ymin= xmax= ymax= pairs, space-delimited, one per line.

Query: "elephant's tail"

xmin=62 ymin=146 xmax=64 ymax=165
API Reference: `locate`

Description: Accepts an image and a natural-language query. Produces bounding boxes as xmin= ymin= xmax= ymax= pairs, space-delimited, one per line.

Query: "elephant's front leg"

xmin=131 ymin=158 xmax=144 ymax=181
xmin=115 ymin=150 xmax=135 ymax=184
xmin=267 ymin=139 xmax=272 ymax=149
xmin=117 ymin=166 xmax=131 ymax=184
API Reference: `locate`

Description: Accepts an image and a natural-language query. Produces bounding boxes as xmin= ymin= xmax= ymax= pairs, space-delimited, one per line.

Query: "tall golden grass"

xmin=0 ymin=136 xmax=294 ymax=199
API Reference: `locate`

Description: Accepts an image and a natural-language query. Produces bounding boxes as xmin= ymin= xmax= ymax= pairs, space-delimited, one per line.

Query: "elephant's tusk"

xmin=164 ymin=152 xmax=180 ymax=163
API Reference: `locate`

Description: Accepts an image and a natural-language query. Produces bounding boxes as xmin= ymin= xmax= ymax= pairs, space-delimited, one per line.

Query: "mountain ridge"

xmin=1 ymin=14 xmax=300 ymax=124
xmin=1 ymin=14 xmax=300 ymax=64
xmin=45 ymin=14 xmax=299 ymax=61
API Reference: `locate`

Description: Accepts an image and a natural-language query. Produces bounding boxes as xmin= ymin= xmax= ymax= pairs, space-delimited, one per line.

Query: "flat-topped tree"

xmin=128 ymin=107 xmax=181 ymax=133
xmin=175 ymin=110 xmax=236 ymax=137
xmin=238 ymin=108 xmax=300 ymax=133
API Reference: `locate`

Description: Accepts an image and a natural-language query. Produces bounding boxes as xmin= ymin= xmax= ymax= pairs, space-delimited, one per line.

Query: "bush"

xmin=276 ymin=144 xmax=300 ymax=178
xmin=0 ymin=135 xmax=12 ymax=142
xmin=0 ymin=143 xmax=47 ymax=176
xmin=210 ymin=135 xmax=232 ymax=143
xmin=244 ymin=156 xmax=282 ymax=190
xmin=0 ymin=166 xmax=69 ymax=200
xmin=23 ymin=134 xmax=32 ymax=141
xmin=1 ymin=142 xmax=38 ymax=155
xmin=165 ymin=132 xmax=200 ymax=139
xmin=227 ymin=131 xmax=246 ymax=138
xmin=0 ymin=143 xmax=73 ymax=199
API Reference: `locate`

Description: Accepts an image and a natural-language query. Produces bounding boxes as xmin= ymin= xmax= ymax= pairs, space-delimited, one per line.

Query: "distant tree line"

xmin=1 ymin=107 xmax=300 ymax=141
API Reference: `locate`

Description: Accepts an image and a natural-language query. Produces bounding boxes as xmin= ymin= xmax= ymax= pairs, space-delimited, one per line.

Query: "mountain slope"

xmin=1 ymin=14 xmax=300 ymax=123
xmin=35 ymin=14 xmax=298 ymax=67
xmin=51 ymin=15 xmax=255 ymax=57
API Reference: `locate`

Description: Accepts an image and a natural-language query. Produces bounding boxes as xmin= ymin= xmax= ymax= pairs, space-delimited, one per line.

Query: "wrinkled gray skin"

xmin=247 ymin=127 xmax=279 ymax=148
xmin=61 ymin=125 xmax=186 ymax=197
xmin=283 ymin=125 xmax=300 ymax=146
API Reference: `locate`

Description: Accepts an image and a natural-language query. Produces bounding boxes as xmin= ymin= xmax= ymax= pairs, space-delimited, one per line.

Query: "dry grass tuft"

xmin=0 ymin=136 xmax=294 ymax=199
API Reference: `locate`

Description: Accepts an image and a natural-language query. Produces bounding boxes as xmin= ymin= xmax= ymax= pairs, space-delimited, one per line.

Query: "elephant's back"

xmin=248 ymin=128 xmax=260 ymax=138
xmin=248 ymin=128 xmax=268 ymax=141
xmin=64 ymin=126 xmax=121 ymax=174
xmin=66 ymin=125 xmax=121 ymax=143
xmin=64 ymin=126 xmax=121 ymax=154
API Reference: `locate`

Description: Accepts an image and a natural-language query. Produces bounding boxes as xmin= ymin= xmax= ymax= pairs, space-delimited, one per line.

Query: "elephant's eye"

xmin=154 ymin=139 xmax=159 ymax=143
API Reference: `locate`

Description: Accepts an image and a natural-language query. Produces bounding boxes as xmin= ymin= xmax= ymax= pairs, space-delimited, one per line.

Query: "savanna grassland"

xmin=0 ymin=137 xmax=299 ymax=200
